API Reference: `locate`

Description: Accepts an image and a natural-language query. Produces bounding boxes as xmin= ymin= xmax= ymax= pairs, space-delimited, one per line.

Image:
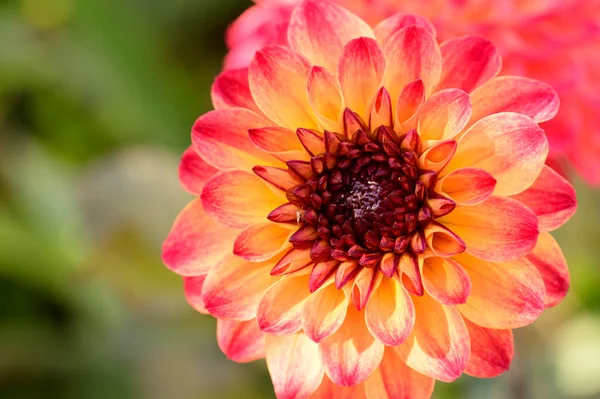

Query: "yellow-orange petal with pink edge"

xmin=162 ymin=199 xmax=239 ymax=276
xmin=183 ymin=275 xmax=209 ymax=314
xmin=266 ymin=333 xmax=324 ymax=399
xmin=441 ymin=196 xmax=539 ymax=262
xmin=395 ymin=79 xmax=425 ymax=128
xmin=418 ymin=89 xmax=471 ymax=141
xmin=248 ymin=126 xmax=308 ymax=163
xmin=307 ymin=66 xmax=344 ymax=132
xmin=352 ymin=266 xmax=383 ymax=310
xmin=439 ymin=167 xmax=496 ymax=205
xmin=249 ymin=45 xmax=319 ymax=130
xmin=339 ymin=37 xmax=386 ymax=121
xmin=201 ymin=170 xmax=284 ymax=229
xmin=436 ymin=36 xmax=501 ymax=93
xmin=418 ymin=140 xmax=457 ymax=173
xmin=511 ymin=165 xmax=577 ymax=232
xmin=202 ymin=253 xmax=279 ymax=320
xmin=217 ymin=318 xmax=266 ymax=363
xmin=422 ymin=257 xmax=471 ymax=305
xmin=469 ymin=76 xmax=559 ymax=125
xmin=464 ymin=318 xmax=513 ymax=378
xmin=365 ymin=346 xmax=435 ymax=399
xmin=258 ymin=274 xmax=311 ymax=334
xmin=455 ymin=252 xmax=545 ymax=329
xmin=287 ymin=0 xmax=374 ymax=72
xmin=178 ymin=146 xmax=218 ymax=196
xmin=396 ymin=293 xmax=469 ymax=382
xmin=448 ymin=112 xmax=548 ymax=196
xmin=309 ymin=377 xmax=367 ymax=399
xmin=525 ymin=232 xmax=570 ymax=308
xmin=234 ymin=222 xmax=292 ymax=262
xmin=423 ymin=222 xmax=466 ymax=258
xmin=319 ymin=305 xmax=384 ymax=386
xmin=302 ymin=281 xmax=349 ymax=343
xmin=373 ymin=13 xmax=436 ymax=46
xmin=369 ymin=87 xmax=393 ymax=129
xmin=192 ymin=108 xmax=277 ymax=171
xmin=365 ymin=277 xmax=415 ymax=346
xmin=211 ymin=67 xmax=265 ymax=116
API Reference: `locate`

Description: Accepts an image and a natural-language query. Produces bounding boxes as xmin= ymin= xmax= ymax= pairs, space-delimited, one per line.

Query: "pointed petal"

xmin=439 ymin=167 xmax=496 ymax=205
xmin=183 ymin=275 xmax=208 ymax=314
xmin=395 ymin=79 xmax=425 ymax=128
xmin=309 ymin=377 xmax=367 ymax=399
xmin=418 ymin=89 xmax=471 ymax=141
xmin=217 ymin=318 xmax=266 ymax=363
xmin=303 ymin=282 xmax=349 ymax=343
xmin=456 ymin=252 xmax=545 ymax=329
xmin=254 ymin=165 xmax=304 ymax=192
xmin=258 ymin=274 xmax=311 ymax=334
xmin=179 ymin=146 xmax=218 ymax=196
xmin=212 ymin=68 xmax=264 ymax=115
xmin=464 ymin=319 xmax=513 ymax=378
xmin=422 ymin=257 xmax=471 ymax=305
xmin=398 ymin=253 xmax=423 ymax=296
xmin=525 ymin=232 xmax=570 ymax=308
xmin=418 ymin=140 xmax=457 ymax=173
xmin=307 ymin=66 xmax=344 ymax=132
xmin=248 ymin=126 xmax=306 ymax=161
xmin=271 ymin=248 xmax=313 ymax=276
xmin=266 ymin=333 xmax=324 ymax=399
xmin=424 ymin=222 xmax=466 ymax=258
xmin=374 ymin=13 xmax=436 ymax=46
xmin=352 ymin=267 xmax=383 ymax=311
xmin=162 ymin=199 xmax=238 ymax=276
xmin=234 ymin=222 xmax=291 ymax=262
xmin=288 ymin=0 xmax=374 ymax=72
xmin=369 ymin=87 xmax=392 ymax=129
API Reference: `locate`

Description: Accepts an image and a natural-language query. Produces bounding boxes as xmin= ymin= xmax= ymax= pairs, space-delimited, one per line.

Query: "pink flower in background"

xmin=226 ymin=0 xmax=600 ymax=184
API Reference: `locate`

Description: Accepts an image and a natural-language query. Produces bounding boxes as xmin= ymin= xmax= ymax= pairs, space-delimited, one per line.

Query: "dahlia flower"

xmin=225 ymin=0 xmax=600 ymax=184
xmin=164 ymin=1 xmax=577 ymax=398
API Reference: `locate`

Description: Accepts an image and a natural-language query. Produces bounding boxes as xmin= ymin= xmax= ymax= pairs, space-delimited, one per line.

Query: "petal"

xmin=211 ymin=68 xmax=264 ymax=115
xmin=448 ymin=112 xmax=549 ymax=196
xmin=307 ymin=66 xmax=344 ymax=132
xmin=365 ymin=347 xmax=435 ymax=399
xmin=302 ymin=281 xmax=349 ymax=343
xmin=469 ymin=76 xmax=559 ymax=125
xmin=439 ymin=167 xmax=497 ymax=205
xmin=437 ymin=37 xmax=501 ymax=93
xmin=266 ymin=333 xmax=324 ymax=399
xmin=217 ymin=318 xmax=266 ymax=363
xmin=422 ymin=257 xmax=471 ymax=305
xmin=192 ymin=108 xmax=276 ymax=171
xmin=525 ymin=232 xmax=570 ymax=308
xmin=339 ymin=37 xmax=386 ymax=121
xmin=352 ymin=266 xmax=383 ymax=311
xmin=369 ymin=87 xmax=393 ymax=129
xmin=202 ymin=253 xmax=278 ymax=320
xmin=511 ymin=166 xmax=577 ymax=232
xmin=374 ymin=13 xmax=436 ymax=46
xmin=178 ymin=146 xmax=218 ymax=196
xmin=257 ymin=274 xmax=311 ymax=334
xmin=423 ymin=222 xmax=466 ymax=258
xmin=418 ymin=140 xmax=457 ymax=173
xmin=162 ymin=199 xmax=238 ymax=276
xmin=248 ymin=126 xmax=308 ymax=163
xmin=254 ymin=165 xmax=304 ymax=192
xmin=319 ymin=305 xmax=385 ymax=386
xmin=396 ymin=294 xmax=470 ymax=382
xmin=309 ymin=377 xmax=367 ymax=399
xmin=234 ymin=222 xmax=292 ymax=262
xmin=384 ymin=26 xmax=442 ymax=103
xmin=464 ymin=318 xmax=513 ymax=378
xmin=395 ymin=79 xmax=425 ymax=128
xmin=418 ymin=89 xmax=471 ymax=141
xmin=271 ymin=248 xmax=313 ymax=276
xmin=183 ymin=275 xmax=208 ymax=314
xmin=365 ymin=278 xmax=415 ymax=346
xmin=456 ymin=252 xmax=545 ymax=329
xmin=201 ymin=170 xmax=283 ymax=229
xmin=288 ymin=0 xmax=374 ymax=72
xmin=249 ymin=46 xmax=319 ymax=130
xmin=441 ymin=196 xmax=539 ymax=262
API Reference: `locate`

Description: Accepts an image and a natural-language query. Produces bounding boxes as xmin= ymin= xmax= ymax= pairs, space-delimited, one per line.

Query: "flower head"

xmin=226 ymin=0 xmax=600 ymax=184
xmin=165 ymin=1 xmax=577 ymax=398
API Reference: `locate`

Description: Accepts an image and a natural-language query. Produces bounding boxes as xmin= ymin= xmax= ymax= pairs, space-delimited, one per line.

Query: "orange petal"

xmin=456 ymin=252 xmax=545 ymax=329
xmin=352 ymin=266 xmax=383 ymax=311
xmin=525 ymin=232 xmax=570 ymax=308
xmin=374 ymin=13 xmax=436 ymax=46
xmin=183 ymin=275 xmax=208 ymax=314
xmin=424 ymin=222 xmax=466 ymax=258
xmin=178 ymin=146 xmax=218 ymax=196
xmin=418 ymin=89 xmax=471 ymax=141
xmin=271 ymin=248 xmax=313 ymax=276
xmin=309 ymin=376 xmax=367 ymax=399
xmin=437 ymin=37 xmax=501 ymax=93
xmin=266 ymin=333 xmax=324 ymax=399
xmin=339 ymin=37 xmax=386 ymax=121
xmin=395 ymin=79 xmax=425 ymax=129
xmin=234 ymin=222 xmax=291 ymax=262
xmin=398 ymin=252 xmax=424 ymax=296
xmin=288 ymin=0 xmax=374 ymax=72
xmin=441 ymin=196 xmax=539 ymax=262
xmin=201 ymin=170 xmax=283 ymax=229
xmin=202 ymin=253 xmax=278 ymax=320
xmin=396 ymin=294 xmax=469 ymax=382
xmin=162 ymin=199 xmax=238 ymax=276
xmin=249 ymin=46 xmax=319 ymax=130
xmin=418 ymin=140 xmax=457 ymax=173
xmin=365 ymin=277 xmax=415 ymax=346
xmin=217 ymin=318 xmax=265 ymax=363
xmin=511 ymin=165 xmax=577 ymax=232
xmin=422 ymin=257 xmax=471 ymax=305
xmin=384 ymin=26 xmax=442 ymax=103
xmin=365 ymin=347 xmax=435 ymax=399
xmin=302 ymin=281 xmax=349 ymax=343
xmin=307 ymin=66 xmax=344 ymax=132
xmin=211 ymin=67 xmax=264 ymax=116
xmin=257 ymin=274 xmax=311 ymax=334
xmin=248 ymin=126 xmax=309 ymax=163
xmin=448 ymin=112 xmax=548 ymax=196
xmin=319 ymin=305 xmax=385 ymax=386
xmin=439 ymin=167 xmax=496 ymax=205
xmin=463 ymin=318 xmax=513 ymax=378
xmin=191 ymin=108 xmax=276 ymax=171
xmin=369 ymin=87 xmax=392 ymax=130
xmin=469 ymin=76 xmax=559 ymax=125
xmin=253 ymin=165 xmax=304 ymax=192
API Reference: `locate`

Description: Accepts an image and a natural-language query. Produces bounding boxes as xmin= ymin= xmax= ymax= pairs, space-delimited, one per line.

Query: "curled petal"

xmin=437 ymin=37 xmax=501 ymax=93
xmin=234 ymin=222 xmax=291 ymax=262
xmin=422 ymin=257 xmax=471 ymax=305
xmin=352 ymin=266 xmax=383 ymax=311
xmin=266 ymin=333 xmax=324 ymax=399
xmin=254 ymin=166 xmax=304 ymax=192
xmin=464 ymin=318 xmax=513 ymax=378
xmin=424 ymin=222 xmax=466 ymax=258
xmin=439 ymin=167 xmax=497 ymax=205
xmin=184 ymin=275 xmax=208 ymax=314
xmin=307 ymin=66 xmax=344 ymax=132
xmin=441 ymin=196 xmax=539 ymax=262
xmin=178 ymin=146 xmax=218 ymax=196
xmin=456 ymin=252 xmax=545 ymax=329
xmin=427 ymin=194 xmax=456 ymax=217
xmin=335 ymin=260 xmax=361 ymax=289
xmin=302 ymin=282 xmax=349 ymax=343
xmin=217 ymin=318 xmax=266 ymax=363
xmin=249 ymin=126 xmax=308 ymax=163
xmin=310 ymin=260 xmax=340 ymax=292
xmin=211 ymin=68 xmax=264 ymax=115
xmin=511 ymin=166 xmax=577 ymax=232
xmin=395 ymin=79 xmax=425 ymax=128
xmin=268 ymin=203 xmax=302 ymax=224
xmin=258 ymin=274 xmax=311 ymax=334
xmin=271 ymin=248 xmax=313 ymax=276
xmin=374 ymin=13 xmax=436 ymax=46
xmin=418 ymin=89 xmax=471 ymax=141
xmin=419 ymin=140 xmax=457 ymax=173
xmin=297 ymin=128 xmax=326 ymax=156
xmin=288 ymin=0 xmax=374 ymax=72
xmin=398 ymin=252 xmax=423 ymax=296
xmin=370 ymin=87 xmax=393 ymax=130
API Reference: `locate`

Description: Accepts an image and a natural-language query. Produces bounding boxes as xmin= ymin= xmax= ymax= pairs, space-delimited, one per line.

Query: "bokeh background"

xmin=1 ymin=0 xmax=600 ymax=398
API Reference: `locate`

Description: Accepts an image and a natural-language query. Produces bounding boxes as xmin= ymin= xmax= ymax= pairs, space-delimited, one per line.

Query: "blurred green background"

xmin=0 ymin=0 xmax=599 ymax=398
